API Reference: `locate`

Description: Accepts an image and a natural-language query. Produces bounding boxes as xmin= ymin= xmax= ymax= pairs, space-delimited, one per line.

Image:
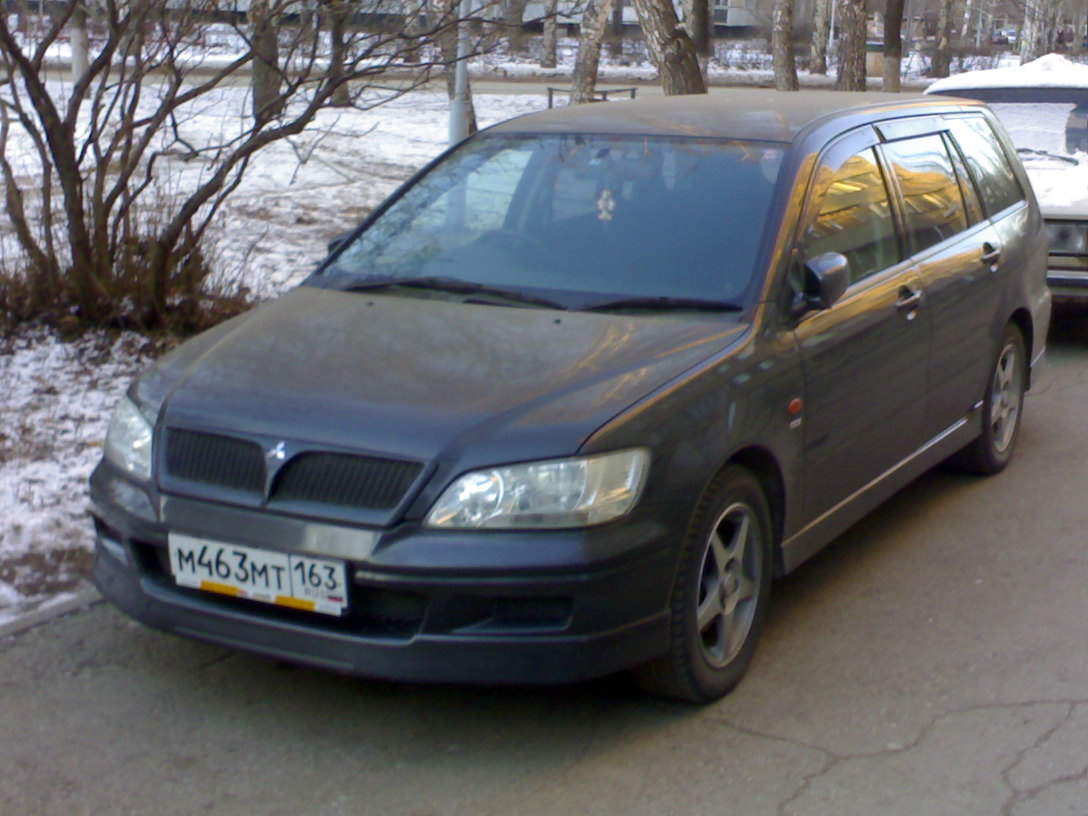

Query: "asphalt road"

xmin=4 ymin=313 xmax=1088 ymax=815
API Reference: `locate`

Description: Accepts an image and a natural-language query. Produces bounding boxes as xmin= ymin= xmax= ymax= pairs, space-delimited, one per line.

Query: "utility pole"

xmin=448 ymin=0 xmax=471 ymax=144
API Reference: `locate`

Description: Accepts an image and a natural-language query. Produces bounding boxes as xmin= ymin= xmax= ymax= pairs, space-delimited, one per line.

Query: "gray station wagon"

xmin=92 ymin=90 xmax=1051 ymax=702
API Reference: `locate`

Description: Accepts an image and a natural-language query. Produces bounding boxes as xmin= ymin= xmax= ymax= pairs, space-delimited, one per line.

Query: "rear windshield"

xmin=327 ymin=133 xmax=785 ymax=305
xmin=933 ymin=87 xmax=1088 ymax=158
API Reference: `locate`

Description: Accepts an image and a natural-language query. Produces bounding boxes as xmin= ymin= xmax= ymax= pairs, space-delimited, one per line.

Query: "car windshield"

xmin=323 ymin=133 xmax=784 ymax=309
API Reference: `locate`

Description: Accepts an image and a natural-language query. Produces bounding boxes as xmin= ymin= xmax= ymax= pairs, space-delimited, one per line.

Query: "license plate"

xmin=168 ymin=533 xmax=347 ymax=616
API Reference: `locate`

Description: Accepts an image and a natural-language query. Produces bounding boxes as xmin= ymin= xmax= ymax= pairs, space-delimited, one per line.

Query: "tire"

xmin=950 ymin=323 xmax=1027 ymax=475
xmin=634 ymin=465 xmax=774 ymax=703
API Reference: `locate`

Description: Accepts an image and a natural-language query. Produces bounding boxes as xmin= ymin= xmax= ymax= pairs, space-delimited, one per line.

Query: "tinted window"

xmin=802 ymin=147 xmax=900 ymax=283
xmin=882 ymin=134 xmax=968 ymax=254
xmin=942 ymin=132 xmax=985 ymax=226
xmin=332 ymin=134 xmax=785 ymax=303
xmin=947 ymin=117 xmax=1025 ymax=215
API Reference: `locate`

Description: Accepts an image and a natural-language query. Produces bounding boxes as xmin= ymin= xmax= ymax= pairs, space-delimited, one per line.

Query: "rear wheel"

xmin=951 ymin=323 xmax=1027 ymax=475
xmin=635 ymin=466 xmax=773 ymax=703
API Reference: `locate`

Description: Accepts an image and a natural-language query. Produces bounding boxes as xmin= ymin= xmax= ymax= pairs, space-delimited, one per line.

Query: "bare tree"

xmin=960 ymin=0 xmax=977 ymax=46
xmin=883 ymin=0 xmax=905 ymax=91
xmin=932 ymin=0 xmax=953 ymax=78
xmin=688 ymin=0 xmax=712 ymax=66
xmin=631 ymin=0 xmax=706 ymax=94
xmin=0 ymin=0 xmax=459 ymax=328
xmin=502 ymin=0 xmax=529 ymax=54
xmin=571 ymin=0 xmax=615 ymax=103
xmin=609 ymin=0 xmax=625 ymax=58
xmin=69 ymin=2 xmax=91 ymax=82
xmin=810 ymin=0 xmax=831 ymax=74
xmin=1020 ymin=0 xmax=1044 ymax=62
xmin=772 ymin=0 xmax=799 ymax=90
xmin=835 ymin=0 xmax=866 ymax=90
xmin=250 ymin=0 xmax=285 ymax=123
xmin=541 ymin=0 xmax=559 ymax=68
xmin=321 ymin=1 xmax=353 ymax=107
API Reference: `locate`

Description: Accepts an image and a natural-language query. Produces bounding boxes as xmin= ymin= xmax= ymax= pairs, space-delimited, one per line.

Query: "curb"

xmin=0 ymin=583 xmax=103 ymax=639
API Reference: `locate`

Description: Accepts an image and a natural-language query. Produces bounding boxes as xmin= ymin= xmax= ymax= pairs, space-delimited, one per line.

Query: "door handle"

xmin=981 ymin=242 xmax=1002 ymax=266
xmin=896 ymin=288 xmax=923 ymax=313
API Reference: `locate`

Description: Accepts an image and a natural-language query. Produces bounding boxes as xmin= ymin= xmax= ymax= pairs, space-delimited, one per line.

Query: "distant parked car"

xmin=927 ymin=54 xmax=1088 ymax=301
xmin=91 ymin=90 xmax=1050 ymax=703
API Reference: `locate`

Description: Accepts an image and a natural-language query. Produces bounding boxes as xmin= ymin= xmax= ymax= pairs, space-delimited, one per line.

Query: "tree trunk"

xmin=1020 ymin=0 xmax=1041 ymax=63
xmin=959 ymin=0 xmax=975 ymax=46
xmin=932 ymin=0 xmax=953 ymax=78
xmin=883 ymin=0 xmax=904 ymax=91
xmin=503 ymin=0 xmax=529 ymax=53
xmin=609 ymin=0 xmax=625 ymax=58
xmin=541 ymin=0 xmax=559 ymax=68
xmin=325 ymin=1 xmax=351 ymax=107
xmin=299 ymin=0 xmax=319 ymax=38
xmin=1043 ymin=2 xmax=1061 ymax=54
xmin=69 ymin=4 xmax=90 ymax=83
xmin=402 ymin=4 xmax=424 ymax=63
xmin=772 ymin=0 xmax=799 ymax=91
xmin=631 ymin=0 xmax=707 ymax=95
xmin=689 ymin=0 xmax=711 ymax=58
xmin=570 ymin=0 xmax=614 ymax=104
xmin=250 ymin=0 xmax=284 ymax=123
xmin=810 ymin=0 xmax=831 ymax=74
xmin=835 ymin=0 xmax=866 ymax=90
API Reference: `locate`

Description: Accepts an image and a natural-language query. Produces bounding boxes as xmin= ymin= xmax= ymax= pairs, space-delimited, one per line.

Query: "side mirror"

xmin=326 ymin=231 xmax=354 ymax=256
xmin=794 ymin=252 xmax=850 ymax=315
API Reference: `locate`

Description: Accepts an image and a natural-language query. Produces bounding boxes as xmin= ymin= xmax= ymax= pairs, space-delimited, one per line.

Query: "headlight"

xmin=104 ymin=395 xmax=153 ymax=481
xmin=426 ymin=449 xmax=650 ymax=529
xmin=1046 ymin=221 xmax=1088 ymax=255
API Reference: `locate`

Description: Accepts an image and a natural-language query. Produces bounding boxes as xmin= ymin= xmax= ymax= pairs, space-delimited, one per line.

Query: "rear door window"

xmin=881 ymin=134 xmax=968 ymax=254
xmin=946 ymin=117 xmax=1025 ymax=216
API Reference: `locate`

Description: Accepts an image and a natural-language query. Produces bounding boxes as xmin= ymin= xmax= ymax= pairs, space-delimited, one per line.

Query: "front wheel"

xmin=634 ymin=466 xmax=774 ymax=703
xmin=951 ymin=323 xmax=1027 ymax=475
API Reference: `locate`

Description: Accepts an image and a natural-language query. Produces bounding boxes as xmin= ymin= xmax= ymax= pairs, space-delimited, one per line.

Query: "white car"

xmin=927 ymin=54 xmax=1088 ymax=300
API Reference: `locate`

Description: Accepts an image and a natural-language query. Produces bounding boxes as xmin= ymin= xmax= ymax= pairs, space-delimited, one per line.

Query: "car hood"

xmin=150 ymin=286 xmax=746 ymax=468
xmin=1024 ymin=161 xmax=1088 ymax=218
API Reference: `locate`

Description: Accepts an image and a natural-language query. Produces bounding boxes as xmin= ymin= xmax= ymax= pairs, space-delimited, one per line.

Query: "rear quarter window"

xmin=947 ymin=117 xmax=1025 ymax=216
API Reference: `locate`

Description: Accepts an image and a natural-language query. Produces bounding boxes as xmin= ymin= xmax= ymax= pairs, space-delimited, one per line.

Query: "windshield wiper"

xmin=338 ymin=275 xmax=568 ymax=310
xmin=582 ymin=296 xmax=744 ymax=313
xmin=1017 ymin=147 xmax=1080 ymax=165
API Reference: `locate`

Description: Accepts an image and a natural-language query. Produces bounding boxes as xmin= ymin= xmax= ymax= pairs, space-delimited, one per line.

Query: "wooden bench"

xmin=546 ymin=86 xmax=638 ymax=108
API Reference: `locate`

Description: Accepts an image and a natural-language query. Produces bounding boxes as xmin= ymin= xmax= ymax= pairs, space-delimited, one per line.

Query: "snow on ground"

xmin=0 ymin=330 xmax=149 ymax=617
xmin=0 ymin=84 xmax=549 ymax=626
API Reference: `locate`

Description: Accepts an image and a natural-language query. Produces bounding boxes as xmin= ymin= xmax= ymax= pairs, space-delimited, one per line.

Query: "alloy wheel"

xmin=696 ymin=502 xmax=762 ymax=668
xmin=989 ymin=340 xmax=1023 ymax=454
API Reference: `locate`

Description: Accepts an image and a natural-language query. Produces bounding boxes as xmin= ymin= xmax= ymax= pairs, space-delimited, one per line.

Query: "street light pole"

xmin=448 ymin=0 xmax=472 ymax=145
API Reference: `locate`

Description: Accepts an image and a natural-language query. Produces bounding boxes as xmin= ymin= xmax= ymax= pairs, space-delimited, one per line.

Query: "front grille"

xmin=272 ymin=452 xmax=422 ymax=510
xmin=164 ymin=429 xmax=264 ymax=494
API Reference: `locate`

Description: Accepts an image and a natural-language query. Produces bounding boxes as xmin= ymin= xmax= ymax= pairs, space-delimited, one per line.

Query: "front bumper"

xmin=90 ymin=466 xmax=675 ymax=685
xmin=1047 ymin=255 xmax=1088 ymax=300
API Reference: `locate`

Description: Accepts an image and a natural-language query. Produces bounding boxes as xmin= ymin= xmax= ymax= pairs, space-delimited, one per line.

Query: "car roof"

xmin=488 ymin=89 xmax=982 ymax=143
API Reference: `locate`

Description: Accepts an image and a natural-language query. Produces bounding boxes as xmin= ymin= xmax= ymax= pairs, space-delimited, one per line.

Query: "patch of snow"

xmin=926 ymin=53 xmax=1088 ymax=93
